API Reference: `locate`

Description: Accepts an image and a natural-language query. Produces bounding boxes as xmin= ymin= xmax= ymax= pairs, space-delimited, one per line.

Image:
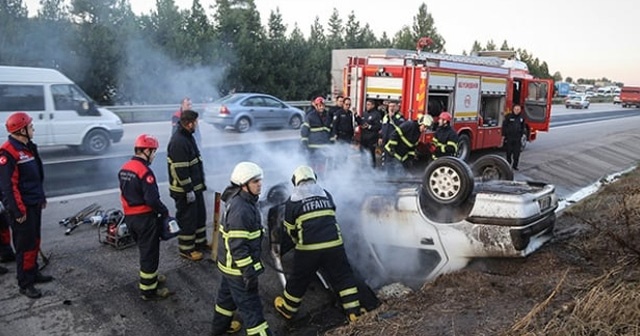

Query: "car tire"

xmin=471 ymin=154 xmax=514 ymax=182
xmin=456 ymin=134 xmax=471 ymax=162
xmin=81 ymin=129 xmax=110 ymax=155
xmin=289 ymin=115 xmax=303 ymax=129
xmin=235 ymin=117 xmax=251 ymax=133
xmin=422 ymin=156 xmax=474 ymax=206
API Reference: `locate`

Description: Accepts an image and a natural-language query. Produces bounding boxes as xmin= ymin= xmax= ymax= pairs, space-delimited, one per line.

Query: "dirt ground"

xmin=321 ymin=167 xmax=640 ymax=336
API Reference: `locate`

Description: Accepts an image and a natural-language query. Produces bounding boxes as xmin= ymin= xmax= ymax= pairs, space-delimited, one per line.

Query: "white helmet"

xmin=418 ymin=114 xmax=433 ymax=127
xmin=291 ymin=165 xmax=317 ymax=186
xmin=230 ymin=162 xmax=263 ymax=186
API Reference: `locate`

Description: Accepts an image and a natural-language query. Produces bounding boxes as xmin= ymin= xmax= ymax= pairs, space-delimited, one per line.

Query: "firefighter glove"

xmin=186 ymin=191 xmax=196 ymax=203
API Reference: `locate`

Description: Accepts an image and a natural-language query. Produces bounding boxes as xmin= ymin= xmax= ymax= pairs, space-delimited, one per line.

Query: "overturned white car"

xmin=263 ymin=155 xmax=558 ymax=288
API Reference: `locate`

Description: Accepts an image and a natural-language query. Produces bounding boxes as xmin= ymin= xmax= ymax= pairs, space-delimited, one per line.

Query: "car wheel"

xmin=289 ymin=115 xmax=303 ymax=129
xmin=235 ymin=117 xmax=251 ymax=133
xmin=422 ymin=156 xmax=474 ymax=206
xmin=456 ymin=134 xmax=471 ymax=162
xmin=471 ymin=154 xmax=514 ymax=182
xmin=81 ymin=129 xmax=110 ymax=155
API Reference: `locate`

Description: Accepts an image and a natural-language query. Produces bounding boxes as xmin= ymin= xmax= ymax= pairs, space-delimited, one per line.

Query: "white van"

xmin=0 ymin=66 xmax=123 ymax=155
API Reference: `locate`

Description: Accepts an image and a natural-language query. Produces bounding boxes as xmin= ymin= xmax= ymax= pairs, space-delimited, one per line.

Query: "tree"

xmin=485 ymin=39 xmax=496 ymax=51
xmin=553 ymin=71 xmax=563 ymax=82
xmin=470 ymin=40 xmax=482 ymax=53
xmin=565 ymin=77 xmax=573 ymax=83
xmin=377 ymin=32 xmax=391 ymax=48
xmin=500 ymin=40 xmax=511 ymax=51
xmin=409 ymin=3 xmax=445 ymax=52
xmin=343 ymin=11 xmax=360 ymax=48
xmin=0 ymin=0 xmax=29 ymax=64
xmin=326 ymin=8 xmax=343 ymax=50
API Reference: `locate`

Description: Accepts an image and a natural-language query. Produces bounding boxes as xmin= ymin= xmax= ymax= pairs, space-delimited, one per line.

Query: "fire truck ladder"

xmin=407 ymin=51 xmax=504 ymax=68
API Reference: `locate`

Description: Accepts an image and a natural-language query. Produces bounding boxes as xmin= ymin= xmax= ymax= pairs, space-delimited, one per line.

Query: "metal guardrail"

xmin=108 ymin=101 xmax=312 ymax=123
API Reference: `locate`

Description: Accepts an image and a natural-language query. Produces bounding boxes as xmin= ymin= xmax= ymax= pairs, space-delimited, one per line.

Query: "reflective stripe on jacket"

xmin=301 ymin=109 xmax=335 ymax=149
xmin=384 ymin=120 xmax=421 ymax=162
xmin=167 ymin=125 xmax=206 ymax=195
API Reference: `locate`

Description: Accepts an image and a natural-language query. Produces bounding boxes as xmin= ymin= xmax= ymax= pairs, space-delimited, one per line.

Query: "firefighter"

xmin=502 ymin=104 xmax=526 ymax=170
xmin=167 ymin=109 xmax=207 ymax=261
xmin=332 ymin=97 xmax=355 ymax=145
xmin=432 ymin=112 xmax=459 ymax=160
xmin=300 ymin=96 xmax=336 ymax=174
xmin=356 ymin=99 xmax=383 ymax=168
xmin=274 ymin=165 xmax=364 ymax=323
xmin=211 ymin=162 xmax=272 ymax=336
xmin=118 ymin=134 xmax=172 ymax=301
xmin=378 ymin=100 xmax=405 ymax=167
xmin=0 ymin=112 xmax=52 ymax=299
xmin=384 ymin=115 xmax=433 ymax=176
xmin=0 ymin=207 xmax=16 ymax=263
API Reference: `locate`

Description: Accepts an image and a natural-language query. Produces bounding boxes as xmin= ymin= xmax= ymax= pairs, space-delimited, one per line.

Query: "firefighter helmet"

xmin=439 ymin=112 xmax=452 ymax=122
xmin=418 ymin=114 xmax=433 ymax=127
xmin=5 ymin=112 xmax=32 ymax=133
xmin=230 ymin=161 xmax=263 ymax=186
xmin=291 ymin=165 xmax=317 ymax=186
xmin=134 ymin=134 xmax=159 ymax=149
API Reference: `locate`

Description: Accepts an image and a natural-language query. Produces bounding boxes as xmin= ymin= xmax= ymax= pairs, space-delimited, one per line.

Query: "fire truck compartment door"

xmin=365 ymin=76 xmax=402 ymax=101
xmin=521 ymin=79 xmax=552 ymax=132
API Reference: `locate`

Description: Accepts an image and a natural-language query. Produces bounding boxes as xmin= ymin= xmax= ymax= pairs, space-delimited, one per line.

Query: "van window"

xmin=0 ymin=85 xmax=45 ymax=112
xmin=51 ymin=84 xmax=98 ymax=116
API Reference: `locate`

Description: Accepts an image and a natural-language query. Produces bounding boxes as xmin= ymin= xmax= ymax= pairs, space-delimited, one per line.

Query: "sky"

xmin=23 ymin=0 xmax=640 ymax=85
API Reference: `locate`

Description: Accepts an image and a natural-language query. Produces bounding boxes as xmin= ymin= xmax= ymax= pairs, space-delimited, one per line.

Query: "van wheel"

xmin=81 ymin=129 xmax=110 ymax=155
xmin=422 ymin=157 xmax=474 ymax=206
xmin=456 ymin=134 xmax=471 ymax=162
xmin=471 ymin=154 xmax=514 ymax=182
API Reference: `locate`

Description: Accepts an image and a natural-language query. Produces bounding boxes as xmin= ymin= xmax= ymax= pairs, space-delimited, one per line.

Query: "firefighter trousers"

xmin=0 ymin=212 xmax=14 ymax=258
xmin=211 ymin=274 xmax=271 ymax=336
xmin=173 ymin=191 xmax=207 ymax=253
xmin=10 ymin=205 xmax=41 ymax=289
xmin=504 ymin=139 xmax=522 ymax=169
xmin=127 ymin=213 xmax=161 ymax=296
xmin=281 ymin=246 xmax=362 ymax=317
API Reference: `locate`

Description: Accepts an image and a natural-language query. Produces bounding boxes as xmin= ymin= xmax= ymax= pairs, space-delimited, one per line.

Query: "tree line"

xmin=1 ymin=0 xmax=555 ymax=105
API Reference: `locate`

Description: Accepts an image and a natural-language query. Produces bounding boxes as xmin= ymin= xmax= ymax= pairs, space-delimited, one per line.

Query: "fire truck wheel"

xmin=456 ymin=134 xmax=471 ymax=162
xmin=471 ymin=154 xmax=514 ymax=182
xmin=289 ymin=115 xmax=303 ymax=129
xmin=422 ymin=157 xmax=474 ymax=206
xmin=81 ymin=129 xmax=111 ymax=155
xmin=235 ymin=117 xmax=252 ymax=133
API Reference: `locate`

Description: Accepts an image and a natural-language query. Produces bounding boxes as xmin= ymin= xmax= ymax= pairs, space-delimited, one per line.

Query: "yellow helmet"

xmin=291 ymin=165 xmax=317 ymax=186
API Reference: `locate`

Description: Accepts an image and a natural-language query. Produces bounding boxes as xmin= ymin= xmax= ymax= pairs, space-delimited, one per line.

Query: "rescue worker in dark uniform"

xmin=167 ymin=110 xmax=207 ymax=261
xmin=274 ymin=165 xmax=364 ymax=323
xmin=332 ymin=97 xmax=355 ymax=145
xmin=119 ymin=134 xmax=172 ymax=301
xmin=211 ymin=162 xmax=272 ymax=336
xmin=0 ymin=112 xmax=52 ymax=299
xmin=384 ymin=115 xmax=433 ymax=176
xmin=502 ymin=104 xmax=526 ymax=170
xmin=0 ymin=197 xmax=14 ymax=275
xmin=378 ymin=100 xmax=405 ymax=168
xmin=432 ymin=112 xmax=459 ymax=159
xmin=300 ymin=96 xmax=336 ymax=175
xmin=356 ymin=99 xmax=383 ymax=168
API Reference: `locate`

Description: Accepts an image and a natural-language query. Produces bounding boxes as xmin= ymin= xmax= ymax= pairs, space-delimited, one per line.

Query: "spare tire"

xmin=471 ymin=154 xmax=514 ymax=182
xmin=422 ymin=157 xmax=474 ymax=206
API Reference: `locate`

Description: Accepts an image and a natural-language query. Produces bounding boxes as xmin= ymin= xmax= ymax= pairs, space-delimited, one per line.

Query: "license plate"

xmin=538 ymin=196 xmax=551 ymax=211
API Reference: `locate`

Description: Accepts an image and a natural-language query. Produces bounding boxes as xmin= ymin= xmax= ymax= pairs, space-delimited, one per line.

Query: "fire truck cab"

xmin=342 ymin=48 xmax=553 ymax=161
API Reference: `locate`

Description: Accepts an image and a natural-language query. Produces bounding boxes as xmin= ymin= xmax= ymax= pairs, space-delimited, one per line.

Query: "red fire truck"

xmin=341 ymin=43 xmax=553 ymax=161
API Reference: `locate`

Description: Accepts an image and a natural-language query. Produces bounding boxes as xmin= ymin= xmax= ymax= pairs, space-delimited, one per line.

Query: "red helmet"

xmin=5 ymin=112 xmax=32 ymax=133
xmin=439 ymin=112 xmax=452 ymax=122
xmin=134 ymin=134 xmax=159 ymax=149
xmin=313 ymin=96 xmax=325 ymax=105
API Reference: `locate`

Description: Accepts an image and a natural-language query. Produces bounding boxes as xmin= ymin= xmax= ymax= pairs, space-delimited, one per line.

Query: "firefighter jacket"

xmin=167 ymin=124 xmax=206 ymax=196
xmin=357 ymin=108 xmax=382 ymax=146
xmin=0 ymin=137 xmax=45 ymax=218
xmin=502 ymin=113 xmax=526 ymax=142
xmin=332 ymin=108 xmax=355 ymax=142
xmin=118 ymin=156 xmax=169 ymax=216
xmin=216 ymin=186 xmax=264 ymax=278
xmin=301 ymin=109 xmax=335 ymax=149
xmin=384 ymin=120 xmax=421 ymax=162
xmin=283 ymin=182 xmax=343 ymax=251
xmin=432 ymin=125 xmax=459 ymax=158
xmin=380 ymin=112 xmax=405 ymax=145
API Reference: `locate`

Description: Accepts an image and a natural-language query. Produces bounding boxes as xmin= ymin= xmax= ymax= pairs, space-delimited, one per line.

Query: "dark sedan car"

xmin=202 ymin=93 xmax=305 ymax=132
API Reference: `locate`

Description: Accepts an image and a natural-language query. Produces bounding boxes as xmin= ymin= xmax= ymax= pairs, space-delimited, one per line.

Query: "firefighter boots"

xmin=141 ymin=287 xmax=173 ymax=301
xmin=180 ymin=250 xmax=203 ymax=261
xmin=274 ymin=296 xmax=292 ymax=320
xmin=0 ymin=252 xmax=15 ymax=263
xmin=211 ymin=320 xmax=242 ymax=336
xmin=35 ymin=272 xmax=54 ymax=283
xmin=19 ymin=285 xmax=42 ymax=299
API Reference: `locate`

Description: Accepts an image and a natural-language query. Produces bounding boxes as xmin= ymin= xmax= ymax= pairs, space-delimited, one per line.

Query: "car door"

xmin=519 ymin=78 xmax=553 ymax=132
xmin=262 ymin=96 xmax=288 ymax=127
xmin=49 ymin=84 xmax=101 ymax=144
xmin=241 ymin=96 xmax=268 ymax=127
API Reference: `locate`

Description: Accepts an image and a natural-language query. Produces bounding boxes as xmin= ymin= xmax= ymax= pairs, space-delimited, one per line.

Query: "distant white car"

xmin=565 ymin=95 xmax=590 ymax=109
xmin=613 ymin=95 xmax=621 ymax=104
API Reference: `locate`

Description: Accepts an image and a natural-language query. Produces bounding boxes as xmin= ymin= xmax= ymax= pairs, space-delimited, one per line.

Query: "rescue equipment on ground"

xmin=59 ymin=203 xmax=135 ymax=250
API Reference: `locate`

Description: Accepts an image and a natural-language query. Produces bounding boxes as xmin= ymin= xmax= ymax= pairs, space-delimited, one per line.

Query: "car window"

xmin=242 ymin=97 xmax=265 ymax=107
xmin=0 ymin=84 xmax=45 ymax=111
xmin=51 ymin=84 xmax=99 ymax=115
xmin=215 ymin=94 xmax=244 ymax=104
xmin=262 ymin=97 xmax=283 ymax=108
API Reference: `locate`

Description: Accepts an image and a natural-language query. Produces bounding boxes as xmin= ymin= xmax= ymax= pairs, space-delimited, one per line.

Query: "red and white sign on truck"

xmin=339 ymin=38 xmax=554 ymax=161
